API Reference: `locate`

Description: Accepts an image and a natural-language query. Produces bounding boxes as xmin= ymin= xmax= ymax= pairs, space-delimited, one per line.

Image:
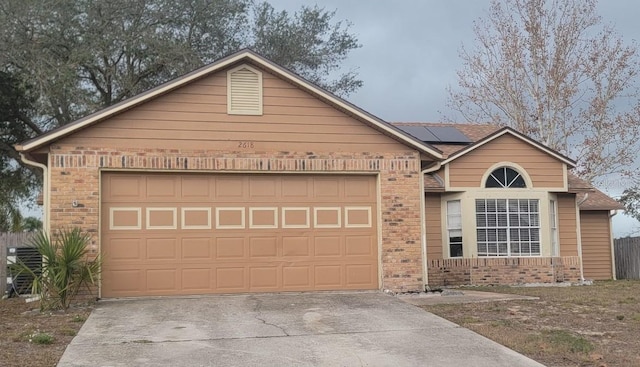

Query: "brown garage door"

xmin=101 ymin=173 xmax=379 ymax=297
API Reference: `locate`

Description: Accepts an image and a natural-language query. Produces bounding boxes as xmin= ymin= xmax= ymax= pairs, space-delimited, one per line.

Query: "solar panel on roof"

xmin=425 ymin=126 xmax=471 ymax=143
xmin=395 ymin=125 xmax=439 ymax=142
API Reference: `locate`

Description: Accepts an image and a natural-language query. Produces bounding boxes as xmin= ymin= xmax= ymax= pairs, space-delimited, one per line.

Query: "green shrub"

xmin=10 ymin=228 xmax=101 ymax=311
xmin=30 ymin=332 xmax=54 ymax=345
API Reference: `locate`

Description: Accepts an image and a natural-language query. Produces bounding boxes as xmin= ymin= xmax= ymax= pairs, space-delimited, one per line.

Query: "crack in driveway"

xmin=252 ymin=297 xmax=290 ymax=336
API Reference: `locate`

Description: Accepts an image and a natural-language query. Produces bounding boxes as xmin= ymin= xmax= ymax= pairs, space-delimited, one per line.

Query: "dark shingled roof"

xmin=401 ymin=122 xmax=623 ymax=211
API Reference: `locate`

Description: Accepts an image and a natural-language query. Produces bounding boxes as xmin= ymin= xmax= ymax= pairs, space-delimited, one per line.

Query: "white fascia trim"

xmin=18 ymin=52 xmax=442 ymax=159
xmin=441 ymin=129 xmax=575 ymax=167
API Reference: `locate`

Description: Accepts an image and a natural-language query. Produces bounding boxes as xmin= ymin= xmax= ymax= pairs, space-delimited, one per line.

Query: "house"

xmin=15 ymin=50 xmax=622 ymax=298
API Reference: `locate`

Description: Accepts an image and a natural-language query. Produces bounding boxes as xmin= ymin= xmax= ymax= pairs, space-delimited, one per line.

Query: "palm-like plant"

xmin=11 ymin=228 xmax=101 ymax=310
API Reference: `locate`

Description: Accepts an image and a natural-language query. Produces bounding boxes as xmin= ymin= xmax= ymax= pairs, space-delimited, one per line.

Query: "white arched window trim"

xmin=480 ymin=162 xmax=533 ymax=189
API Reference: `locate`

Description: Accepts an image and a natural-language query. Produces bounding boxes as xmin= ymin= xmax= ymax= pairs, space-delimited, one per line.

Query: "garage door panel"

xmin=105 ymin=175 xmax=143 ymax=199
xmin=282 ymin=266 xmax=312 ymax=288
xmin=314 ymin=236 xmax=342 ymax=257
xmin=282 ymin=236 xmax=310 ymax=257
xmin=181 ymin=176 xmax=212 ymax=199
xmin=346 ymin=264 xmax=375 ymax=286
xmin=216 ymin=267 xmax=246 ymax=290
xmin=146 ymin=176 xmax=179 ymax=199
xmin=215 ymin=237 xmax=246 ymax=259
xmin=281 ymin=177 xmax=310 ymax=198
xmin=215 ymin=177 xmax=245 ymax=199
xmin=313 ymin=178 xmax=340 ymax=198
xmin=146 ymin=238 xmax=177 ymax=260
xmin=105 ymin=238 xmax=141 ymax=261
xmin=102 ymin=173 xmax=379 ymax=297
xmin=249 ymin=266 xmax=279 ymax=289
xmin=146 ymin=269 xmax=177 ymax=291
xmin=249 ymin=237 xmax=278 ymax=258
xmin=181 ymin=237 xmax=211 ymax=259
xmin=181 ymin=268 xmax=212 ymax=291
xmin=249 ymin=176 xmax=278 ymax=198
xmin=315 ymin=265 xmax=342 ymax=288
xmin=103 ymin=269 xmax=143 ymax=293
xmin=345 ymin=236 xmax=375 ymax=256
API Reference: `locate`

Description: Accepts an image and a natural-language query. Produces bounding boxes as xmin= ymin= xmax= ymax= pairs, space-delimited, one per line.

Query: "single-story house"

xmin=15 ymin=50 xmax=623 ymax=298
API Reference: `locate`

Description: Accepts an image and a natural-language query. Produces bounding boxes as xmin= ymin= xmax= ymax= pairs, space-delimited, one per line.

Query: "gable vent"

xmin=227 ymin=65 xmax=263 ymax=115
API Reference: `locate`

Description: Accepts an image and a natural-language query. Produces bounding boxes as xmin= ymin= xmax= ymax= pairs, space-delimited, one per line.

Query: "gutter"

xmin=420 ymin=162 xmax=442 ymax=290
xmin=610 ymin=209 xmax=618 ymax=280
xmin=19 ymin=153 xmax=49 ymax=234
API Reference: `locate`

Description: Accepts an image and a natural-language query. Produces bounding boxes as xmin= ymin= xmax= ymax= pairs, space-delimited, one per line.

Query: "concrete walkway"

xmin=398 ymin=289 xmax=539 ymax=306
xmin=58 ymin=292 xmax=544 ymax=367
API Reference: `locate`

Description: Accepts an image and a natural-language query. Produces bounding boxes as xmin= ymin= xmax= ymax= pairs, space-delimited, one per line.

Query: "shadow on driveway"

xmin=58 ymin=292 xmax=544 ymax=367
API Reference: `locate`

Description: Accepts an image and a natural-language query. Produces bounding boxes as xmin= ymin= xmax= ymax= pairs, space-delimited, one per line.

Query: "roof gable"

xmin=441 ymin=127 xmax=576 ymax=167
xmin=17 ymin=49 xmax=442 ymax=159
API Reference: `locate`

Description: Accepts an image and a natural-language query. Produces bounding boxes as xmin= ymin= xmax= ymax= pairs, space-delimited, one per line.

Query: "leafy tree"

xmin=0 ymin=70 xmax=39 ymax=231
xmin=0 ymin=0 xmax=361 ymax=208
xmin=447 ymin=0 xmax=640 ymax=186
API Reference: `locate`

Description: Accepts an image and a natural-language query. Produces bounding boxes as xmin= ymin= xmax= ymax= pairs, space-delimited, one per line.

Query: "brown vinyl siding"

xmin=557 ymin=194 xmax=579 ymax=257
xmin=580 ymin=211 xmax=613 ymax=280
xmin=425 ymin=193 xmax=443 ymax=260
xmin=448 ymin=134 xmax=565 ymax=188
xmin=62 ymin=71 xmax=409 ymax=152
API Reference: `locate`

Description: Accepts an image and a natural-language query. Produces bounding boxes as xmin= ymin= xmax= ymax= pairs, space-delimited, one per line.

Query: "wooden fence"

xmin=1 ymin=232 xmax=37 ymax=295
xmin=614 ymin=237 xmax=640 ymax=280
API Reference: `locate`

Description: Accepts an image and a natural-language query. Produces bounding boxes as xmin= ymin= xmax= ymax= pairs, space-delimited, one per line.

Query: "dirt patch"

xmin=0 ymin=297 xmax=92 ymax=367
xmin=421 ymin=280 xmax=640 ymax=367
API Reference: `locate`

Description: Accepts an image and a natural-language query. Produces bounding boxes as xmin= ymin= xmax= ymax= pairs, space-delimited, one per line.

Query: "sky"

xmin=22 ymin=0 xmax=640 ymax=235
xmin=267 ymin=0 xmax=640 ymax=236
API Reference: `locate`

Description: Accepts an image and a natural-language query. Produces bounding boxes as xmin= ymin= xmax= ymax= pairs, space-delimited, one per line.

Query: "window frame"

xmin=475 ymin=198 xmax=541 ymax=257
xmin=446 ymin=200 xmax=463 ymax=258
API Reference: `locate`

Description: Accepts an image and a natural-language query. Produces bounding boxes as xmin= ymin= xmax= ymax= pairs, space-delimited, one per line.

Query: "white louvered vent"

xmin=227 ymin=65 xmax=263 ymax=115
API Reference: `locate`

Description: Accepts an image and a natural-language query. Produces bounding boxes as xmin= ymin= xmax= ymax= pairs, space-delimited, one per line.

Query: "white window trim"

xmin=344 ymin=206 xmax=372 ymax=228
xmin=475 ymin=198 xmax=541 ymax=257
xmin=215 ymin=207 xmax=246 ymax=229
xmin=282 ymin=207 xmax=310 ymax=229
xmin=146 ymin=207 xmax=178 ymax=230
xmin=550 ymin=199 xmax=559 ymax=257
xmin=480 ymin=162 xmax=533 ymax=189
xmin=181 ymin=207 xmax=212 ymax=230
xmin=446 ymin=200 xmax=463 ymax=258
xmin=249 ymin=207 xmax=278 ymax=229
xmin=313 ymin=207 xmax=342 ymax=228
xmin=109 ymin=207 xmax=142 ymax=230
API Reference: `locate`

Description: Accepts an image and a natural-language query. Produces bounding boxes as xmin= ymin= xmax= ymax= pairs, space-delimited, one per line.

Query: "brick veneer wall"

xmin=427 ymin=256 xmax=582 ymax=287
xmin=48 ymin=145 xmax=426 ymax=293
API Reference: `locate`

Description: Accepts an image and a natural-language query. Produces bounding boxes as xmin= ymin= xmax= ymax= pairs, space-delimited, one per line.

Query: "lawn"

xmin=421 ymin=280 xmax=640 ymax=367
xmin=0 ymin=297 xmax=91 ymax=367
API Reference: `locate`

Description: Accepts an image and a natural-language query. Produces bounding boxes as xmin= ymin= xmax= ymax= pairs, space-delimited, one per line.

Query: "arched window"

xmin=485 ymin=167 xmax=526 ymax=188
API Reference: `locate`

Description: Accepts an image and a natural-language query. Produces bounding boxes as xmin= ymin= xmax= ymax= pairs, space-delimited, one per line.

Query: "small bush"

xmin=30 ymin=332 xmax=54 ymax=345
xmin=543 ymin=330 xmax=594 ymax=354
xmin=71 ymin=314 xmax=86 ymax=323
xmin=10 ymin=228 xmax=101 ymax=311
xmin=616 ymin=315 xmax=624 ymax=321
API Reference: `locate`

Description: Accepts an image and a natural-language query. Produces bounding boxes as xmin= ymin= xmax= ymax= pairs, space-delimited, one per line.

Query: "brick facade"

xmin=427 ymin=256 xmax=582 ymax=287
xmin=48 ymin=144 xmax=427 ymax=293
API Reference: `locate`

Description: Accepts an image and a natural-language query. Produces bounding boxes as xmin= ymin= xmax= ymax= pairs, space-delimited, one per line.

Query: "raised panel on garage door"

xmin=101 ymin=173 xmax=379 ymax=297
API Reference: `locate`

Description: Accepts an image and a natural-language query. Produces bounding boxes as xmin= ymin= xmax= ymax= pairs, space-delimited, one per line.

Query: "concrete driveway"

xmin=58 ymin=292 xmax=544 ymax=367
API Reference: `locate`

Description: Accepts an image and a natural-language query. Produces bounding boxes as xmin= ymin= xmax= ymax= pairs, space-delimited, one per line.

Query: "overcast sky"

xmin=269 ymin=0 xmax=640 ymax=235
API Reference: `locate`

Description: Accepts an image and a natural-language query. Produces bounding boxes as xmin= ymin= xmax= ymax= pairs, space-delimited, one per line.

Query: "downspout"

xmin=609 ymin=210 xmax=618 ymax=280
xmin=20 ymin=153 xmax=49 ymax=234
xmin=575 ymin=197 xmax=585 ymax=282
xmin=420 ymin=162 xmax=441 ymax=291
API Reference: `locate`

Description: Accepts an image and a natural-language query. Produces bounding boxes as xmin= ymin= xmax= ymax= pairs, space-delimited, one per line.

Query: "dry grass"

xmin=0 ymin=297 xmax=91 ymax=367
xmin=422 ymin=280 xmax=640 ymax=367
